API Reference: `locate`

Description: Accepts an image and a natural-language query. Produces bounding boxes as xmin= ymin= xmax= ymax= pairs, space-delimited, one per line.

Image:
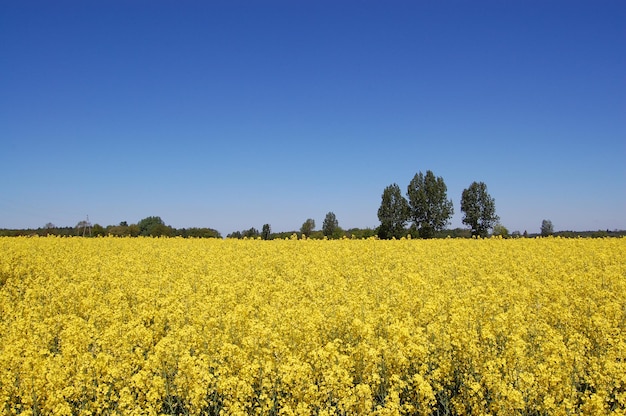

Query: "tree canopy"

xmin=262 ymin=224 xmax=272 ymax=240
xmin=322 ymin=212 xmax=341 ymax=238
xmin=137 ymin=216 xmax=174 ymax=237
xmin=541 ymin=219 xmax=554 ymax=236
xmin=377 ymin=183 xmax=410 ymax=239
xmin=406 ymin=170 xmax=454 ymax=238
xmin=300 ymin=219 xmax=316 ymax=238
xmin=460 ymin=182 xmax=499 ymax=237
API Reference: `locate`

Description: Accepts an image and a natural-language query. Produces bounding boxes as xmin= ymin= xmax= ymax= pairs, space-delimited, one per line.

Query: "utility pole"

xmin=79 ymin=215 xmax=92 ymax=237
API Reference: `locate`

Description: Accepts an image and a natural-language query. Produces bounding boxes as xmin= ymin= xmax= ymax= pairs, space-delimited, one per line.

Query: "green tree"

xmin=91 ymin=224 xmax=106 ymax=237
xmin=153 ymin=223 xmax=173 ymax=237
xmin=128 ymin=224 xmax=141 ymax=237
xmin=137 ymin=216 xmax=172 ymax=237
xmin=492 ymin=223 xmax=509 ymax=237
xmin=460 ymin=182 xmax=499 ymax=237
xmin=108 ymin=224 xmax=130 ymax=236
xmin=541 ymin=219 xmax=554 ymax=236
xmin=377 ymin=183 xmax=410 ymax=239
xmin=344 ymin=228 xmax=378 ymax=239
xmin=176 ymin=227 xmax=221 ymax=238
xmin=300 ymin=218 xmax=316 ymax=238
xmin=406 ymin=170 xmax=454 ymax=238
xmin=262 ymin=224 xmax=271 ymax=240
xmin=322 ymin=212 xmax=339 ymax=238
xmin=242 ymin=227 xmax=260 ymax=238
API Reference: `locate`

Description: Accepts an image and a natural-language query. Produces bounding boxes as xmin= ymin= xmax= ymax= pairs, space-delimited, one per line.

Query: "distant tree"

xmin=176 ymin=227 xmax=221 ymax=238
xmin=523 ymin=230 xmax=528 ymax=238
xmin=377 ymin=183 xmax=410 ymax=239
xmin=107 ymin=224 xmax=130 ymax=237
xmin=300 ymin=219 xmax=316 ymax=238
xmin=242 ymin=227 xmax=260 ymax=238
xmin=119 ymin=221 xmax=128 ymax=227
xmin=262 ymin=224 xmax=271 ymax=240
xmin=138 ymin=216 xmax=163 ymax=236
xmin=128 ymin=224 xmax=141 ymax=237
xmin=406 ymin=170 xmax=454 ymax=238
xmin=443 ymin=227 xmax=472 ymax=238
xmin=44 ymin=222 xmax=56 ymax=229
xmin=345 ymin=228 xmax=378 ymax=239
xmin=153 ymin=223 xmax=173 ymax=237
xmin=137 ymin=216 xmax=172 ymax=237
xmin=308 ymin=230 xmax=326 ymax=239
xmin=227 ymin=231 xmax=243 ymax=239
xmin=541 ymin=219 xmax=554 ymax=237
xmin=460 ymin=181 xmax=499 ymax=237
xmin=492 ymin=223 xmax=509 ymax=238
xmin=322 ymin=212 xmax=339 ymax=238
xmin=92 ymin=224 xmax=106 ymax=237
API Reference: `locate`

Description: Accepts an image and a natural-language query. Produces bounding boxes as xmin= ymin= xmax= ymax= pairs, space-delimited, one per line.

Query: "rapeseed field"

xmin=0 ymin=236 xmax=624 ymax=415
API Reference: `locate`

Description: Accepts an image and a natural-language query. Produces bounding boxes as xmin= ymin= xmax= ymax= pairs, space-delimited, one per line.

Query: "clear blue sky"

xmin=2 ymin=1 xmax=624 ymax=236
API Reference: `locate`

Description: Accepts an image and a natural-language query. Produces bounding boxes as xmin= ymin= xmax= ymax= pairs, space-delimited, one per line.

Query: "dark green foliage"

xmin=262 ymin=224 xmax=272 ymax=240
xmin=107 ymin=223 xmax=141 ymax=237
xmin=438 ymin=227 xmax=472 ymax=238
xmin=345 ymin=228 xmax=377 ymax=239
xmin=541 ymin=219 xmax=554 ymax=236
xmin=227 ymin=227 xmax=260 ymax=239
xmin=138 ymin=216 xmax=172 ymax=237
xmin=91 ymin=224 xmax=106 ymax=237
xmin=175 ymin=228 xmax=222 ymax=238
xmin=300 ymin=219 xmax=316 ymax=238
xmin=406 ymin=170 xmax=454 ymax=238
xmin=377 ymin=183 xmax=410 ymax=239
xmin=460 ymin=182 xmax=499 ymax=237
xmin=322 ymin=212 xmax=339 ymax=238
xmin=492 ymin=223 xmax=509 ymax=237
xmin=243 ymin=227 xmax=260 ymax=238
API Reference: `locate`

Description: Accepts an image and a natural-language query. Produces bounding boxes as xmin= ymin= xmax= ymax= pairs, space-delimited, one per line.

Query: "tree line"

xmin=226 ymin=214 xmax=378 ymax=240
xmin=227 ymin=170 xmax=502 ymax=240
xmin=0 ymin=216 xmax=221 ymax=238
xmin=2 ymin=170 xmax=624 ymax=239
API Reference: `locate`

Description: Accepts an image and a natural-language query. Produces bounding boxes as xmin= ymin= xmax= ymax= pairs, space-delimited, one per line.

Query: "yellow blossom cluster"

xmin=0 ymin=236 xmax=624 ymax=415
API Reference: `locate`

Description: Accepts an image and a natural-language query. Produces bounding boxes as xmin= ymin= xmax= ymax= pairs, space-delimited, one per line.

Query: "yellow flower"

xmin=0 ymin=236 xmax=623 ymax=414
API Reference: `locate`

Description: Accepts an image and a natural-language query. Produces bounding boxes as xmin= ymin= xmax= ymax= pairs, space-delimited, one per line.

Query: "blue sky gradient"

xmin=2 ymin=1 xmax=624 ymax=236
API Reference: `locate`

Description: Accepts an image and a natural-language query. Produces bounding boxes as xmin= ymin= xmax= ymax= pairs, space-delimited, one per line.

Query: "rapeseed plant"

xmin=0 ymin=236 xmax=624 ymax=415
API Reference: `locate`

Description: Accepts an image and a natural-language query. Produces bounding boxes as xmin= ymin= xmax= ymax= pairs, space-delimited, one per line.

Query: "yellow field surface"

xmin=0 ymin=236 xmax=624 ymax=415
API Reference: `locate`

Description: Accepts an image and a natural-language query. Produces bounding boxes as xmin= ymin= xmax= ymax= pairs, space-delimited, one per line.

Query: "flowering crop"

xmin=0 ymin=236 xmax=624 ymax=415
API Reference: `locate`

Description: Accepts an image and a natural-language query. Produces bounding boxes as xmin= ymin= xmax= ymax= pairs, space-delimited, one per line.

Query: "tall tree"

xmin=322 ymin=212 xmax=339 ymax=238
xmin=460 ymin=182 xmax=499 ymax=237
xmin=262 ymin=224 xmax=271 ymax=240
xmin=406 ymin=170 xmax=454 ymax=238
xmin=377 ymin=183 xmax=410 ymax=239
xmin=541 ymin=219 xmax=554 ymax=236
xmin=300 ymin=218 xmax=316 ymax=238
